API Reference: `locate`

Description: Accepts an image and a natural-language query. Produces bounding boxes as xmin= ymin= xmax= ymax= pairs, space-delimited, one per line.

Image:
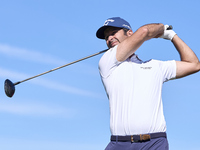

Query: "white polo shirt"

xmin=99 ymin=45 xmax=176 ymax=135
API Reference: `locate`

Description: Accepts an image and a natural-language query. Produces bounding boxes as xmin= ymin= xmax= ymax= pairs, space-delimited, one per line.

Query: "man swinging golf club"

xmin=96 ymin=17 xmax=200 ymax=150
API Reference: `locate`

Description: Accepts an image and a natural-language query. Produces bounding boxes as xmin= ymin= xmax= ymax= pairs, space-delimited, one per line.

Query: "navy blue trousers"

xmin=105 ymin=137 xmax=169 ymax=150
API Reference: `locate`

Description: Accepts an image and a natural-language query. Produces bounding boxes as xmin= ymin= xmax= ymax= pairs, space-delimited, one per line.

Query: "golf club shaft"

xmin=13 ymin=26 xmax=173 ymax=86
xmin=14 ymin=49 xmax=108 ymax=85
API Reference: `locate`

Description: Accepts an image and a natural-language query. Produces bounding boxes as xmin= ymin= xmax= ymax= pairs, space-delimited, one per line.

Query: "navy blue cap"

xmin=96 ymin=17 xmax=132 ymax=39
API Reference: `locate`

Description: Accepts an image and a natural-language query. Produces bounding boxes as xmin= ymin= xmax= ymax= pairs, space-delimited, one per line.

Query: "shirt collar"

xmin=128 ymin=54 xmax=143 ymax=64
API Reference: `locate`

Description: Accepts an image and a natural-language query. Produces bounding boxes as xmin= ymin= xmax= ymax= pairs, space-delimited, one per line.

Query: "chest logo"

xmin=140 ymin=67 xmax=152 ymax=69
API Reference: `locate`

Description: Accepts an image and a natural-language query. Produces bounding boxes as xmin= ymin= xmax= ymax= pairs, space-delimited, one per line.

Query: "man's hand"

xmin=160 ymin=25 xmax=176 ymax=40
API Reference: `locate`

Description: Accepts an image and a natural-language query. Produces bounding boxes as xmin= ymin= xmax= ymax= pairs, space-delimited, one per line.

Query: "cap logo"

xmin=122 ymin=24 xmax=131 ymax=29
xmin=104 ymin=19 xmax=115 ymax=26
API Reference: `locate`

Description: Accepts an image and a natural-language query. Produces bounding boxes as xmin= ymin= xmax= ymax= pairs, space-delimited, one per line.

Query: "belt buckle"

xmin=131 ymin=135 xmax=134 ymax=143
xmin=140 ymin=134 xmax=151 ymax=141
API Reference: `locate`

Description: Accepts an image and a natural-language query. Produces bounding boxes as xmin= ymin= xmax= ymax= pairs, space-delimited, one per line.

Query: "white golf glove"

xmin=159 ymin=25 xmax=176 ymax=41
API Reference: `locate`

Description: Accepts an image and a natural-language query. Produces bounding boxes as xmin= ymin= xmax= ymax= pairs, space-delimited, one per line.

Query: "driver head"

xmin=4 ymin=79 xmax=15 ymax=97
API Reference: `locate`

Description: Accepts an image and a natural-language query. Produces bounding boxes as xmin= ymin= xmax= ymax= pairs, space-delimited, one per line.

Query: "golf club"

xmin=4 ymin=49 xmax=108 ymax=97
xmin=4 ymin=25 xmax=173 ymax=98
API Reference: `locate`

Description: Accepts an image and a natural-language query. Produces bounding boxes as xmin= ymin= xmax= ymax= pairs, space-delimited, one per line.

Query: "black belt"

xmin=111 ymin=132 xmax=166 ymax=143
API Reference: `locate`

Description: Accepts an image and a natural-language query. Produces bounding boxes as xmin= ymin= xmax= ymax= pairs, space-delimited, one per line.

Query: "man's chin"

xmin=109 ymin=43 xmax=118 ymax=48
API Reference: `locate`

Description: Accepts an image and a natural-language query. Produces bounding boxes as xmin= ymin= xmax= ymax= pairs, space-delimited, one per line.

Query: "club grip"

xmin=167 ymin=25 xmax=173 ymax=30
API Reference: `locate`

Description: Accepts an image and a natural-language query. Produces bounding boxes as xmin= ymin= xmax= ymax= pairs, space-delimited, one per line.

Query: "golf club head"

xmin=4 ymin=79 xmax=15 ymax=98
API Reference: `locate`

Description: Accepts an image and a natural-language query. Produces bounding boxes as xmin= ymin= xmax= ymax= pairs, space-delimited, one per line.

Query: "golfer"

xmin=96 ymin=17 xmax=200 ymax=150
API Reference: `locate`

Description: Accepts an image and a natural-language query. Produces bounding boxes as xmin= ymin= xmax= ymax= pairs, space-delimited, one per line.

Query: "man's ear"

xmin=127 ymin=30 xmax=133 ymax=36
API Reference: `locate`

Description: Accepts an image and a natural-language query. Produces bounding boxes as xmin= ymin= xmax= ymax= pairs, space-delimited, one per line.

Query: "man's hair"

xmin=123 ymin=28 xmax=129 ymax=35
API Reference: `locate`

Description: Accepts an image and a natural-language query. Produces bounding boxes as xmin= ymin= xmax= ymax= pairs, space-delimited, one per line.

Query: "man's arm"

xmin=116 ymin=23 xmax=164 ymax=62
xmin=172 ymin=35 xmax=200 ymax=78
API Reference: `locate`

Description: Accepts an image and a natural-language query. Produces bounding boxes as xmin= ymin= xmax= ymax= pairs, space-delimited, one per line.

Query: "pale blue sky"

xmin=0 ymin=0 xmax=200 ymax=150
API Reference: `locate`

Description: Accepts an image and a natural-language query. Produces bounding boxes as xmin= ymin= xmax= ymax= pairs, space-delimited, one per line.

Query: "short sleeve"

xmin=158 ymin=60 xmax=176 ymax=82
xmin=98 ymin=45 xmax=121 ymax=78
